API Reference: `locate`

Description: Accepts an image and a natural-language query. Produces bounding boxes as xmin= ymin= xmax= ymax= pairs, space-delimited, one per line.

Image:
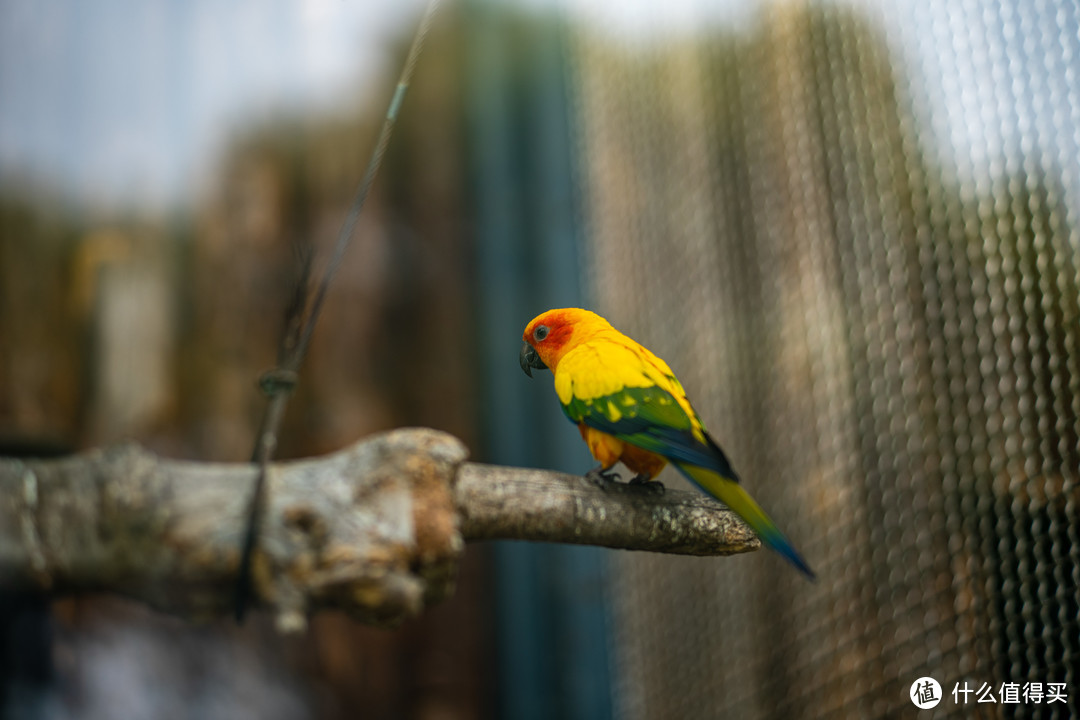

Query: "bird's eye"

xmin=534 ymin=325 xmax=550 ymax=341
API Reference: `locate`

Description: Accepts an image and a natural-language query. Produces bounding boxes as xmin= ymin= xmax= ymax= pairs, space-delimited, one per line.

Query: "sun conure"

xmin=520 ymin=307 xmax=814 ymax=578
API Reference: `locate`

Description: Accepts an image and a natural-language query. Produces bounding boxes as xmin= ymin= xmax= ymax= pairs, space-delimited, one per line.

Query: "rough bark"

xmin=455 ymin=463 xmax=759 ymax=555
xmin=0 ymin=428 xmax=759 ymax=628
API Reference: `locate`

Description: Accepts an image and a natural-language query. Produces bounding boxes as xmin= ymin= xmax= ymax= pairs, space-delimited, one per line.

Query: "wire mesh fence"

xmin=570 ymin=0 xmax=1080 ymax=716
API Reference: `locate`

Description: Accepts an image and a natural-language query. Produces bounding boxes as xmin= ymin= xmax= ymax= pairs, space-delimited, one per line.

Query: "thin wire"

xmin=234 ymin=0 xmax=443 ymax=623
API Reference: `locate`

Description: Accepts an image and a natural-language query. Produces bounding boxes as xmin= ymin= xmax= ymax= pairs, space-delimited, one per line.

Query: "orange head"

xmin=519 ymin=308 xmax=611 ymax=376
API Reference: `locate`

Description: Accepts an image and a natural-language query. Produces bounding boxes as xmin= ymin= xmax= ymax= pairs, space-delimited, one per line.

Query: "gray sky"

xmin=1 ymin=0 xmax=1077 ymax=215
xmin=0 ymin=0 xmax=423 ymax=211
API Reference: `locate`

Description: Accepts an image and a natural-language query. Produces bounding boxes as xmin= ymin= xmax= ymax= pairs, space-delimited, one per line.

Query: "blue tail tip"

xmin=791 ymin=553 xmax=816 ymax=581
xmin=767 ymin=534 xmax=816 ymax=581
xmin=782 ymin=547 xmax=816 ymax=581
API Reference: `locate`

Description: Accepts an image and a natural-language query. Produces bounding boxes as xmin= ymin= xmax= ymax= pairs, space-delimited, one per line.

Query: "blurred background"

xmin=1 ymin=0 xmax=1078 ymax=718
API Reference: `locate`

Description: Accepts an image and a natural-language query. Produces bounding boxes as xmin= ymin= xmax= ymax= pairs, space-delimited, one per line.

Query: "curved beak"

xmin=519 ymin=342 xmax=548 ymax=377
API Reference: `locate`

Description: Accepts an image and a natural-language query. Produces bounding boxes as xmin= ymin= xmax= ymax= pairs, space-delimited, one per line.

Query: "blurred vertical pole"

xmin=0 ymin=591 xmax=53 ymax=720
xmin=466 ymin=2 xmax=613 ymax=719
xmin=0 ymin=443 xmax=67 ymax=720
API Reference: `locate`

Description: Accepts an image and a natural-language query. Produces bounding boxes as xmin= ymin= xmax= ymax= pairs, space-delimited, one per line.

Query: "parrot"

xmin=519 ymin=307 xmax=814 ymax=579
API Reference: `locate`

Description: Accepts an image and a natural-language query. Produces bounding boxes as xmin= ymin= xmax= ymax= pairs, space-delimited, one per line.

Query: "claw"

xmin=629 ymin=473 xmax=665 ymax=495
xmin=585 ymin=465 xmax=621 ymax=487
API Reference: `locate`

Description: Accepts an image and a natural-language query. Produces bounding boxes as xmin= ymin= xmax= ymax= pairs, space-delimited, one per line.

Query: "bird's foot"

xmin=585 ymin=466 xmax=621 ymax=488
xmin=628 ymin=474 xmax=665 ymax=495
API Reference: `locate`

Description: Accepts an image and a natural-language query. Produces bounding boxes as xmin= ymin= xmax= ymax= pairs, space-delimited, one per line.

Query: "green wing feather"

xmin=562 ymin=384 xmax=739 ymax=476
xmin=563 ymin=382 xmax=815 ymax=579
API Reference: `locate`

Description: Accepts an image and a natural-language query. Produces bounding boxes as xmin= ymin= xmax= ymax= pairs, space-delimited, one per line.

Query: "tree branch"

xmin=456 ymin=463 xmax=759 ymax=555
xmin=0 ymin=429 xmax=758 ymax=629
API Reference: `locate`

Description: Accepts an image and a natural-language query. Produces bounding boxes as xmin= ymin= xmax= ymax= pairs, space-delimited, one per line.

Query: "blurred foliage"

xmin=0 ymin=7 xmax=476 ymax=465
xmin=0 ymin=5 xmax=490 ymax=720
xmin=2 ymin=0 xmax=1079 ymax=718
